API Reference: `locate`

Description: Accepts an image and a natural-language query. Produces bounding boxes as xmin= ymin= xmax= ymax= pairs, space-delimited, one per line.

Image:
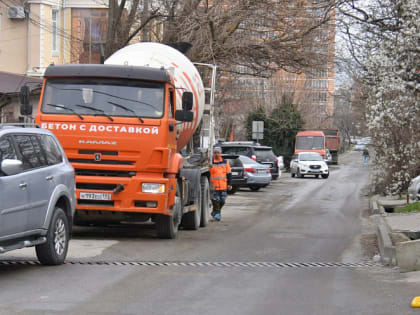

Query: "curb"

xmin=372 ymin=214 xmax=397 ymax=266
xmin=371 ymin=195 xmax=420 ymax=271
xmin=370 ymin=195 xmax=397 ymax=266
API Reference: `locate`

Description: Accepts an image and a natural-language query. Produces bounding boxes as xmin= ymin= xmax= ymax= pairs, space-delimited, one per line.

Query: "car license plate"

xmin=80 ymin=192 xmax=112 ymax=201
xmin=232 ymin=172 xmax=239 ymax=175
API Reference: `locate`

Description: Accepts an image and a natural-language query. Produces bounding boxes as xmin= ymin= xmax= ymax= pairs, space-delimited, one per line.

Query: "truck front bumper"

xmin=76 ymin=175 xmax=177 ymax=216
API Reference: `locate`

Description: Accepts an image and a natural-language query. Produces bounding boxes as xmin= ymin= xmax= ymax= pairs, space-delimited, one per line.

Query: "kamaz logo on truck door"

xmin=79 ymin=140 xmax=117 ymax=145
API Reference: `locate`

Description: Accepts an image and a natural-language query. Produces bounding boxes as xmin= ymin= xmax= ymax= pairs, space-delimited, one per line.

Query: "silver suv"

xmin=0 ymin=124 xmax=75 ymax=265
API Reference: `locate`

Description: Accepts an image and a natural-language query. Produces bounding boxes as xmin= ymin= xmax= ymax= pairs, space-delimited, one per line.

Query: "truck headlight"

xmin=142 ymin=183 xmax=165 ymax=193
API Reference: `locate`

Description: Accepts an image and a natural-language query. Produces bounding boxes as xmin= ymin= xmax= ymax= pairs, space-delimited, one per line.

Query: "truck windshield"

xmin=41 ymin=78 xmax=165 ymax=119
xmin=296 ymin=136 xmax=324 ymax=150
xmin=300 ymin=153 xmax=323 ymax=161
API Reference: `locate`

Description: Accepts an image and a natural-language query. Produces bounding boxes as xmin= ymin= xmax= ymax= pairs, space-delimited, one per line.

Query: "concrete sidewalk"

xmin=372 ymin=195 xmax=420 ymax=271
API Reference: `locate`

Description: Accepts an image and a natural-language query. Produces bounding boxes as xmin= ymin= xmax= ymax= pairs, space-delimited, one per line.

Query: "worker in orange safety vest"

xmin=209 ymin=146 xmax=232 ymax=221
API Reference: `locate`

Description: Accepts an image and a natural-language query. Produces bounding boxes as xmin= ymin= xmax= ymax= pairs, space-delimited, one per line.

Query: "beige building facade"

xmin=0 ymin=0 xmax=107 ymax=77
xmin=0 ymin=0 xmax=107 ymax=122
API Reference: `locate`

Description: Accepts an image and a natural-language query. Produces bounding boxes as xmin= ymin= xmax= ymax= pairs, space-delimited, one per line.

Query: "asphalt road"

xmin=1 ymin=151 xmax=419 ymax=315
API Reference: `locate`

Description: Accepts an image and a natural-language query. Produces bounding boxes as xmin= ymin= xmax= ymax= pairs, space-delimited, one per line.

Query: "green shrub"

xmin=395 ymin=202 xmax=420 ymax=213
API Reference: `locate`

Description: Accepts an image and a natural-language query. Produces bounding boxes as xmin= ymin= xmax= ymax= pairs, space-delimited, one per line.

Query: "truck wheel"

xmin=181 ymin=181 xmax=202 ymax=230
xmin=36 ymin=207 xmax=69 ymax=265
xmin=156 ymin=183 xmax=182 ymax=239
xmin=200 ymin=177 xmax=211 ymax=227
xmin=249 ymin=185 xmax=261 ymax=191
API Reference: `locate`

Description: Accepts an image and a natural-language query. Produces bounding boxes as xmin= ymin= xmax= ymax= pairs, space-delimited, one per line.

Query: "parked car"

xmin=223 ymin=155 xmax=246 ymax=195
xmin=239 ymin=156 xmax=272 ymax=191
xmin=222 ymin=155 xmax=272 ymax=192
xmin=408 ymin=175 xmax=420 ymax=201
xmin=0 ymin=124 xmax=75 ymax=265
xmin=353 ymin=144 xmax=366 ymax=151
xmin=359 ymin=137 xmax=372 ymax=145
xmin=290 ymin=152 xmax=329 ymax=179
xmin=220 ymin=141 xmax=280 ymax=180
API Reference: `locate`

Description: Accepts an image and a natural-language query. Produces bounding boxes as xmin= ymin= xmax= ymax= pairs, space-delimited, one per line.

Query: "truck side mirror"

xmin=20 ymin=86 xmax=32 ymax=116
xmin=182 ymin=92 xmax=193 ymax=111
xmin=175 ymin=110 xmax=193 ymax=122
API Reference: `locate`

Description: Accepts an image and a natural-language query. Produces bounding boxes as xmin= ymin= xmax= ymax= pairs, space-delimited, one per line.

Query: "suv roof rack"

xmin=0 ymin=123 xmax=41 ymax=129
xmin=221 ymin=141 xmax=258 ymax=145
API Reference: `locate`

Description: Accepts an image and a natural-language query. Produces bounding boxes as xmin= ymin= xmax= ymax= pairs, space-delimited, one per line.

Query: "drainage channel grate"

xmin=0 ymin=260 xmax=377 ymax=269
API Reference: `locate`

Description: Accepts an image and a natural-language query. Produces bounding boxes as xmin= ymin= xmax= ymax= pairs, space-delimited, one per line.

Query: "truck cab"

xmin=294 ymin=130 xmax=326 ymax=158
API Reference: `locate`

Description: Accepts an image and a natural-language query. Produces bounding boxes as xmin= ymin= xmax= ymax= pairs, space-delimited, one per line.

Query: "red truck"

xmin=321 ymin=129 xmax=340 ymax=165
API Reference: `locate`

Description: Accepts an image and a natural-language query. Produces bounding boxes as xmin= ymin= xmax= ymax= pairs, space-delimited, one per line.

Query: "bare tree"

xmin=105 ymin=0 xmax=336 ymax=76
xmin=160 ymin=0 xmax=336 ymax=77
xmin=105 ymin=0 xmax=161 ymax=59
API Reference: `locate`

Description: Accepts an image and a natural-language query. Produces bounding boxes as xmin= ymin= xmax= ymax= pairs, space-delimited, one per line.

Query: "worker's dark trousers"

xmin=212 ymin=190 xmax=227 ymax=214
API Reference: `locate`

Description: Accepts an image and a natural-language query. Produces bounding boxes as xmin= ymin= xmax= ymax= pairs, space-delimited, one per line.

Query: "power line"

xmin=0 ymin=0 xmax=90 ymax=62
xmin=4 ymin=0 xmax=83 ymax=43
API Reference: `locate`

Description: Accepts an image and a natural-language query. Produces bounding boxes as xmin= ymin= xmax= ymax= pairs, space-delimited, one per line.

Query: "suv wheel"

xmin=36 ymin=207 xmax=69 ymax=265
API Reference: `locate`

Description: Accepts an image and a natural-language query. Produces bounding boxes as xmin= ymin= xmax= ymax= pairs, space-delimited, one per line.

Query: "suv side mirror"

xmin=182 ymin=92 xmax=193 ymax=111
xmin=1 ymin=159 xmax=23 ymax=176
xmin=20 ymin=86 xmax=32 ymax=116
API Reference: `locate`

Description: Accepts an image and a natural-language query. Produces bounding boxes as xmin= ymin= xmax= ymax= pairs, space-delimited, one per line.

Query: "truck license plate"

xmin=80 ymin=192 xmax=112 ymax=201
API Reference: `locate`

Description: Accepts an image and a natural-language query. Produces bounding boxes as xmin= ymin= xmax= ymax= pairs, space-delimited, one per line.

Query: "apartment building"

xmin=274 ymin=7 xmax=336 ymax=130
xmin=225 ymin=0 xmax=336 ymax=132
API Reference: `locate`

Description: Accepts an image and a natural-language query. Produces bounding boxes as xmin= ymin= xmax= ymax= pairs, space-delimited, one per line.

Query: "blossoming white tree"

xmin=339 ymin=0 xmax=420 ymax=195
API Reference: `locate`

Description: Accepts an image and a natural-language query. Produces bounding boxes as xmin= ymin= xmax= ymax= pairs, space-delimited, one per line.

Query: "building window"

xmin=312 ymin=92 xmax=328 ymax=102
xmin=52 ymin=8 xmax=60 ymax=56
xmin=316 ymin=68 xmax=328 ymax=78
xmin=311 ymin=80 xmax=328 ymax=89
xmin=306 ymin=68 xmax=329 ymax=79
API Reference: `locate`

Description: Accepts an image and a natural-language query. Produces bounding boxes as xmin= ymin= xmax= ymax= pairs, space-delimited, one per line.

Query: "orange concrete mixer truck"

xmin=31 ymin=43 xmax=217 ymax=238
